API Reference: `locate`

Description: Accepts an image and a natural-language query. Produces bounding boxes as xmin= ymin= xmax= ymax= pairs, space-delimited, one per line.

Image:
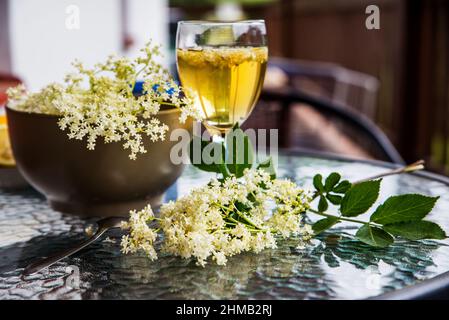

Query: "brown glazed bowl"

xmin=6 ymin=106 xmax=192 ymax=217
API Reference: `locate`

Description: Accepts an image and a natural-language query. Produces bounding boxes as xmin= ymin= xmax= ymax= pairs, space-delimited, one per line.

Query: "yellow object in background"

xmin=0 ymin=115 xmax=15 ymax=167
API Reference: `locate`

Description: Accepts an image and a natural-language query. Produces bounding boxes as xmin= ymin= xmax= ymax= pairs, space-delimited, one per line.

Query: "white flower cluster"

xmin=7 ymin=41 xmax=201 ymax=160
xmin=121 ymin=169 xmax=312 ymax=266
xmin=121 ymin=205 xmax=158 ymax=260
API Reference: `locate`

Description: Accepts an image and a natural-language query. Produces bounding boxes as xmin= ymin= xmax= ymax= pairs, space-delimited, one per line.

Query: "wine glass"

xmin=176 ymin=20 xmax=268 ymax=139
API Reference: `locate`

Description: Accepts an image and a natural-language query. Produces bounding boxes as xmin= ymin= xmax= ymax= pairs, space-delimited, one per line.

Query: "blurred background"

xmin=0 ymin=0 xmax=448 ymax=174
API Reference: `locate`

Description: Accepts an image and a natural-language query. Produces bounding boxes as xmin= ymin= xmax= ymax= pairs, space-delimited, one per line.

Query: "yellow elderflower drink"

xmin=177 ymin=47 xmax=268 ymax=134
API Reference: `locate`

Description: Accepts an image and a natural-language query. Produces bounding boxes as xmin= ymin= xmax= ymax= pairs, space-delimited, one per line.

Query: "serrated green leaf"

xmin=226 ymin=126 xmax=254 ymax=178
xmin=340 ymin=180 xmax=381 ymax=217
xmin=313 ymin=174 xmax=324 ymax=192
xmin=355 ymin=225 xmax=394 ymax=247
xmin=324 ymin=173 xmax=341 ymax=192
xmin=256 ymin=157 xmax=276 ymax=179
xmin=318 ymin=196 xmax=328 ymax=212
xmin=333 ymin=180 xmax=352 ymax=194
xmin=370 ymin=194 xmax=439 ymax=225
xmin=312 ymin=217 xmax=339 ymax=235
xmin=383 ymin=220 xmax=446 ymax=240
xmin=326 ymin=194 xmax=343 ymax=205
xmin=188 ymin=136 xmax=225 ymax=173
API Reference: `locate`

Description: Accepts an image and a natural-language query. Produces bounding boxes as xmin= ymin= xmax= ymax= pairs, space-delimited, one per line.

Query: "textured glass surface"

xmin=1 ymin=155 xmax=449 ymax=300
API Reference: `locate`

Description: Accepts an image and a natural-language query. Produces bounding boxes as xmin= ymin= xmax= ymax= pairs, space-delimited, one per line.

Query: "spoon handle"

xmin=23 ymin=227 xmax=108 ymax=276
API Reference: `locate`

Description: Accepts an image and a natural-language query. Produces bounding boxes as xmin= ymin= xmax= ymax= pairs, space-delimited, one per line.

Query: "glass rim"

xmin=177 ymin=20 xmax=265 ymax=26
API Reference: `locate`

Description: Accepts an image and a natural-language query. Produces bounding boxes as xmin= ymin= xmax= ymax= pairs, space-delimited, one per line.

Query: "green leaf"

xmin=324 ymin=173 xmax=341 ymax=192
xmin=318 ymin=196 xmax=328 ymax=212
xmin=333 ymin=180 xmax=352 ymax=194
xmin=340 ymin=180 xmax=381 ymax=217
xmin=188 ymin=136 xmax=225 ymax=173
xmin=313 ymin=174 xmax=324 ymax=192
xmin=355 ymin=225 xmax=394 ymax=247
xmin=312 ymin=217 xmax=339 ymax=235
xmin=383 ymin=220 xmax=446 ymax=240
xmin=370 ymin=194 xmax=439 ymax=225
xmin=256 ymin=157 xmax=276 ymax=179
xmin=226 ymin=126 xmax=254 ymax=178
xmin=326 ymin=194 xmax=343 ymax=205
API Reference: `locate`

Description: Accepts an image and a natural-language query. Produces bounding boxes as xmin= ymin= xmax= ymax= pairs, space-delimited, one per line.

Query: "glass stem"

xmin=212 ymin=133 xmax=225 ymax=145
xmin=212 ymin=133 xmax=230 ymax=179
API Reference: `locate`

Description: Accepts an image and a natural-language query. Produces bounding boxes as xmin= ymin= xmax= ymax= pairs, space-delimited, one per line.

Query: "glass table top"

xmin=1 ymin=153 xmax=449 ymax=300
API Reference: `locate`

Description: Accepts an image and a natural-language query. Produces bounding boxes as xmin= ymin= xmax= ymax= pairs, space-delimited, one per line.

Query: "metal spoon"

xmin=23 ymin=216 xmax=126 ymax=276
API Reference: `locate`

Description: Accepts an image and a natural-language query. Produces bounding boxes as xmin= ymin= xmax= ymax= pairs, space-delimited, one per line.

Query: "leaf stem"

xmin=232 ymin=203 xmax=263 ymax=230
xmin=217 ymin=203 xmax=260 ymax=230
xmin=353 ymin=160 xmax=425 ymax=184
xmin=308 ymin=208 xmax=374 ymax=226
xmin=131 ymin=66 xmax=148 ymax=93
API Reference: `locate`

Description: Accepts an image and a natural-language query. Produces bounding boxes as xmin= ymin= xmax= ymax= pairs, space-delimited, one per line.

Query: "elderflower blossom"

xmin=267 ymin=179 xmax=313 ymax=238
xmin=120 ymin=205 xmax=158 ymax=260
xmin=121 ymin=169 xmax=312 ymax=267
xmin=7 ymin=41 xmax=201 ymax=160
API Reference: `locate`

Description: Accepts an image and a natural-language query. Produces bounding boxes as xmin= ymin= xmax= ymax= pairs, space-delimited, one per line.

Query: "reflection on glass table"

xmin=1 ymin=152 xmax=449 ymax=299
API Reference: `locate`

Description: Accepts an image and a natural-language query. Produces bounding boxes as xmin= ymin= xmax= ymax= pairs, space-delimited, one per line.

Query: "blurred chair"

xmin=244 ymin=87 xmax=404 ymax=164
xmin=243 ymin=57 xmax=403 ymax=163
xmin=266 ymin=57 xmax=380 ymax=119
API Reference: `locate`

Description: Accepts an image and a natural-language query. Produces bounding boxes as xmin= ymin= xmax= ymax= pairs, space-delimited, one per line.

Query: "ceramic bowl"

xmin=6 ymin=106 xmax=191 ymax=217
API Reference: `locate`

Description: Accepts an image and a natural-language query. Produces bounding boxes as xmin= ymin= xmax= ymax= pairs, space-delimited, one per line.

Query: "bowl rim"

xmin=5 ymin=104 xmax=180 ymax=119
